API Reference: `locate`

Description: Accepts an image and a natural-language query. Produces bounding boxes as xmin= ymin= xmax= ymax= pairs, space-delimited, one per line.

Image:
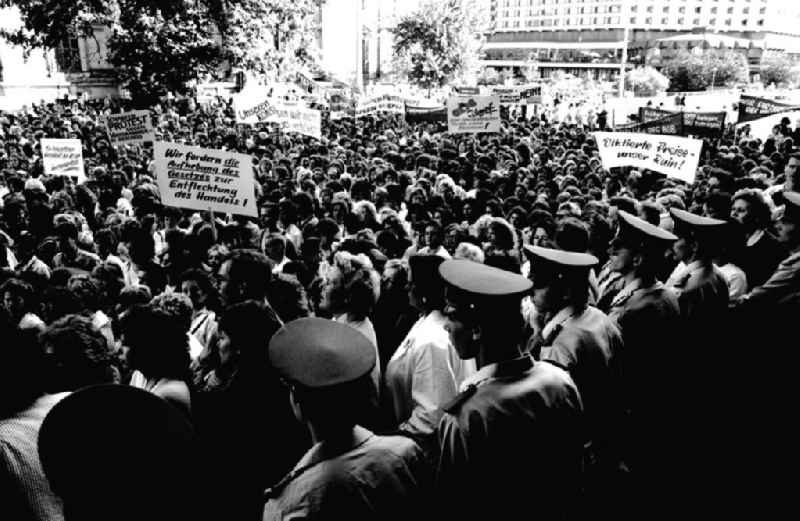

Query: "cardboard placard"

xmin=447 ymin=96 xmax=501 ymax=134
xmin=153 ymin=142 xmax=257 ymax=217
xmin=41 ymin=138 xmax=85 ymax=181
xmin=266 ymin=103 xmax=322 ymax=140
xmin=105 ymin=110 xmax=154 ymax=145
xmin=593 ymin=132 xmax=702 ymax=184
xmin=355 ymin=94 xmax=406 ymax=117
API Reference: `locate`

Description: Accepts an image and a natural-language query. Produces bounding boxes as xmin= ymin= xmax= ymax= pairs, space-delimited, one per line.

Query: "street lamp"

xmin=711 ymin=66 xmax=718 ymax=90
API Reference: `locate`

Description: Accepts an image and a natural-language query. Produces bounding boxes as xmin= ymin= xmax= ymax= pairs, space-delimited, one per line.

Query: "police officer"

xmin=522 ymin=245 xmax=625 ymax=516
xmin=604 ymin=210 xmax=681 ymax=510
xmin=436 ymin=260 xmax=584 ymax=520
xmin=263 ymin=317 xmax=430 ymax=520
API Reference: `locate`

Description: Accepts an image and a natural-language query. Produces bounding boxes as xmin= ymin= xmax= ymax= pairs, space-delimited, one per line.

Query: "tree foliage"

xmin=760 ymin=51 xmax=796 ymax=87
xmin=391 ymin=0 xmax=486 ymax=90
xmin=661 ymin=49 xmax=749 ymax=92
xmin=625 ymin=66 xmax=669 ymax=97
xmin=0 ymin=0 xmax=320 ymax=106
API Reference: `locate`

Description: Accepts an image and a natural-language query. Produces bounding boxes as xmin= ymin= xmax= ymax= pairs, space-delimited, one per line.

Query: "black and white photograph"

xmin=0 ymin=1 xmax=799 ymax=520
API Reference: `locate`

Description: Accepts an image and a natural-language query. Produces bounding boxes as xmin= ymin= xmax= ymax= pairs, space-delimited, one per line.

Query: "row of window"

xmin=499 ymin=4 xmax=766 ymax=18
xmin=500 ymin=0 xmax=767 ymax=5
xmin=497 ymin=17 xmax=765 ymax=28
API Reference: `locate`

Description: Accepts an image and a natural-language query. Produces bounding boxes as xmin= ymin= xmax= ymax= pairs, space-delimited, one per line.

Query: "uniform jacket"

xmin=263 ymin=427 xmax=430 ymax=521
xmin=436 ymin=356 xmax=584 ymax=520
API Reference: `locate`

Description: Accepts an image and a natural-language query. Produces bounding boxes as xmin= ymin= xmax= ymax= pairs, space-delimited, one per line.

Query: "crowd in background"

xmin=1 ymin=91 xmax=799 ymax=520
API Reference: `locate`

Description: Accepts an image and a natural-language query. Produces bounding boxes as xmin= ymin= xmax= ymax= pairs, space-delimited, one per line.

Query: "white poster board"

xmin=593 ymin=132 xmax=703 ymax=184
xmin=153 ymin=142 xmax=257 ymax=217
xmin=105 ymin=110 xmax=154 ymax=145
xmin=266 ymin=104 xmax=322 ymax=140
xmin=355 ymin=94 xmax=406 ymax=117
xmin=233 ymin=91 xmax=276 ymax=124
xmin=447 ymin=95 xmax=501 ymax=134
xmin=41 ymin=139 xmax=85 ymax=181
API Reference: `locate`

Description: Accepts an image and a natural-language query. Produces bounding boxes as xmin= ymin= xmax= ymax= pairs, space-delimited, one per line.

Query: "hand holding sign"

xmin=593 ymin=132 xmax=702 ymax=184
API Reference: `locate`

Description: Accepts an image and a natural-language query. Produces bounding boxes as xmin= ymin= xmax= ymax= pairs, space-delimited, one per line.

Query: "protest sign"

xmin=41 ymin=139 xmax=85 ymax=181
xmin=639 ymin=107 xmax=726 ymax=138
xmin=355 ymin=94 xmax=406 ymax=117
xmin=105 ymin=110 xmax=154 ymax=145
xmin=232 ymin=91 xmax=276 ymax=124
xmin=405 ymin=104 xmax=447 ymax=124
xmin=153 ymin=142 xmax=257 ymax=217
xmin=447 ymin=96 xmax=501 ymax=134
xmin=454 ymin=86 xmax=480 ymax=95
xmin=593 ymin=132 xmax=702 ymax=184
xmin=738 ymin=110 xmax=800 ymax=141
xmin=490 ymin=87 xmax=521 ymax=106
xmin=737 ymin=95 xmax=800 ymax=123
xmin=619 ymin=113 xmax=684 ymax=136
xmin=265 ymin=103 xmax=322 ymax=139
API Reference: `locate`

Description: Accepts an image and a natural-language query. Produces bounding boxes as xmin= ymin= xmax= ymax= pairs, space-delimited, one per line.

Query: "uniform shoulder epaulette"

xmin=443 ymin=383 xmax=478 ymax=414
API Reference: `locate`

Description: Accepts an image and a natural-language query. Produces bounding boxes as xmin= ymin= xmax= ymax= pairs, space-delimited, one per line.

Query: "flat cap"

xmin=613 ymin=210 xmax=677 ymax=249
xmin=439 ymin=259 xmax=532 ymax=298
xmin=269 ymin=317 xmax=376 ymax=388
xmin=523 ymin=244 xmax=598 ymax=268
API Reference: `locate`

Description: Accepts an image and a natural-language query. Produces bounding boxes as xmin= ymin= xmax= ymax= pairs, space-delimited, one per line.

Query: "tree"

xmin=661 ymin=49 xmax=749 ymax=92
xmin=212 ymin=0 xmax=320 ymax=83
xmin=625 ymin=66 xmax=669 ymax=97
xmin=391 ymin=0 xmax=487 ymax=90
xmin=0 ymin=0 xmax=320 ymax=106
xmin=760 ymin=51 xmax=796 ymax=87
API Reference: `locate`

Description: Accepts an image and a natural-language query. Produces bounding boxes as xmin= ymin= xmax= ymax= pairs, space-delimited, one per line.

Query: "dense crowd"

xmin=1 ymin=91 xmax=799 ymax=521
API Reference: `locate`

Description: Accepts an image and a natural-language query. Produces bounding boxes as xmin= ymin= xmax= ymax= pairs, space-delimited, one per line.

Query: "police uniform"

xmin=605 ymin=211 xmax=681 ymax=488
xmin=263 ymin=318 xmax=430 ymax=521
xmin=525 ymin=246 xmax=625 ymax=478
xmin=435 ymin=260 xmax=584 ymax=521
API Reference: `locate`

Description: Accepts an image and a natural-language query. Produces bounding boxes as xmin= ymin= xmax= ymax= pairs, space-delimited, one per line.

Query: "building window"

xmin=662 ymin=6 xmax=669 ymax=14
xmin=695 ymin=7 xmax=702 ymax=14
xmin=759 ymin=7 xmax=766 ymax=14
xmin=693 ymin=18 xmax=700 ymax=25
xmin=646 ymin=6 xmax=653 ymax=13
xmin=612 ymin=16 xmax=620 ymax=24
xmin=631 ymin=5 xmax=637 ymax=13
xmin=743 ymin=7 xmax=749 ymax=14
xmin=741 ymin=19 xmax=747 ymax=25
xmin=679 ymin=7 xmax=685 ymax=14
xmin=630 ymin=16 xmax=636 ymax=24
xmin=757 ymin=19 xmax=763 ymax=26
xmin=678 ymin=17 xmax=684 ymax=24
xmin=661 ymin=17 xmax=668 ymax=24
xmin=711 ymin=7 xmax=717 ymax=14
xmin=727 ymin=7 xmax=733 ymax=14
xmin=724 ymin=18 xmax=731 ymax=25
xmin=645 ymin=17 xmax=652 ymax=24
xmin=709 ymin=18 xmax=716 ymax=25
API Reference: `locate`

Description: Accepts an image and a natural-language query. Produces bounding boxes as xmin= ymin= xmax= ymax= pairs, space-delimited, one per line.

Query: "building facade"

xmin=483 ymin=0 xmax=800 ymax=83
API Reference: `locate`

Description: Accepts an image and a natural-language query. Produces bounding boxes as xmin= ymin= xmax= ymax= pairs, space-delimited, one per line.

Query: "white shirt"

xmin=384 ymin=311 xmax=475 ymax=437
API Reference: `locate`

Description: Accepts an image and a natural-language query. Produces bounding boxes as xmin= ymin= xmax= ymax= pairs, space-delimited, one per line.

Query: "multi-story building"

xmin=483 ymin=0 xmax=800 ymax=83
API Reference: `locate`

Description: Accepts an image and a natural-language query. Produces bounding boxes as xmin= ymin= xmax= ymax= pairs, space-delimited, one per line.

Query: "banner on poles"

xmin=42 ymin=139 xmax=85 ymax=181
xmin=405 ymin=104 xmax=447 ymax=124
xmin=153 ymin=142 xmax=257 ymax=217
xmin=593 ymin=132 xmax=702 ymax=184
xmin=265 ymin=103 xmax=322 ymax=139
xmin=490 ymin=87 xmax=521 ymax=106
xmin=105 ymin=110 xmax=154 ymax=145
xmin=737 ymin=95 xmax=800 ymax=123
xmin=355 ymin=94 xmax=406 ymax=117
xmin=447 ymin=96 xmax=501 ymax=134
xmin=619 ymin=113 xmax=684 ymax=136
xmin=639 ymin=107 xmax=726 ymax=138
xmin=738 ymin=110 xmax=800 ymax=141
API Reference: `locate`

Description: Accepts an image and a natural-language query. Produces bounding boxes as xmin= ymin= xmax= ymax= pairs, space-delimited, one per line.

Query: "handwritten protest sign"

xmin=42 ymin=139 xmax=85 ymax=181
xmin=355 ymin=94 xmax=406 ymax=117
xmin=737 ymin=95 xmax=800 ymax=124
xmin=233 ymin=92 xmax=276 ymax=124
xmin=265 ymin=103 xmax=322 ymax=139
xmin=447 ymin=96 xmax=501 ymax=134
xmin=593 ymin=132 xmax=702 ymax=184
xmin=153 ymin=142 xmax=257 ymax=217
xmin=105 ymin=110 xmax=154 ymax=145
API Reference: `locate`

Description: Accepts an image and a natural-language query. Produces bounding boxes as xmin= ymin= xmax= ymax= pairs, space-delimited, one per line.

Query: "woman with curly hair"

xmin=319 ymin=251 xmax=382 ymax=395
xmin=730 ymin=188 xmax=787 ymax=288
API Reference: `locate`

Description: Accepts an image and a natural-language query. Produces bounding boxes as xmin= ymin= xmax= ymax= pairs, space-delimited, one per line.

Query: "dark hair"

xmin=178 ymin=268 xmax=221 ymax=312
xmin=67 ymin=275 xmax=101 ymax=312
xmin=0 ymin=314 xmax=44 ymax=417
xmin=222 ymin=249 xmax=274 ymax=305
xmin=218 ymin=300 xmax=282 ymax=370
xmin=120 ymin=305 xmax=189 ymax=381
xmin=267 ymin=274 xmax=311 ymax=324
xmin=39 ymin=314 xmax=117 ymax=392
xmin=732 ymin=189 xmax=771 ymax=229
xmin=555 ymin=217 xmax=590 ymax=253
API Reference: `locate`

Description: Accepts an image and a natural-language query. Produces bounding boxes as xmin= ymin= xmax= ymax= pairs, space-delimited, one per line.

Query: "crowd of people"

xmin=1 ymin=89 xmax=799 ymax=521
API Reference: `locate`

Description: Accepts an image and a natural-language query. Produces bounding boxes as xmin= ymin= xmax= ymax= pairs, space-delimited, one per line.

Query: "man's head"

xmin=439 ymin=260 xmax=533 ymax=361
xmin=523 ymin=246 xmax=597 ymax=316
xmin=784 ymin=153 xmax=800 ymax=192
xmin=608 ymin=210 xmax=676 ymax=279
xmin=218 ymin=249 xmax=274 ymax=306
xmin=669 ymin=208 xmax=726 ymax=263
xmin=776 ymin=191 xmax=800 ymax=249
